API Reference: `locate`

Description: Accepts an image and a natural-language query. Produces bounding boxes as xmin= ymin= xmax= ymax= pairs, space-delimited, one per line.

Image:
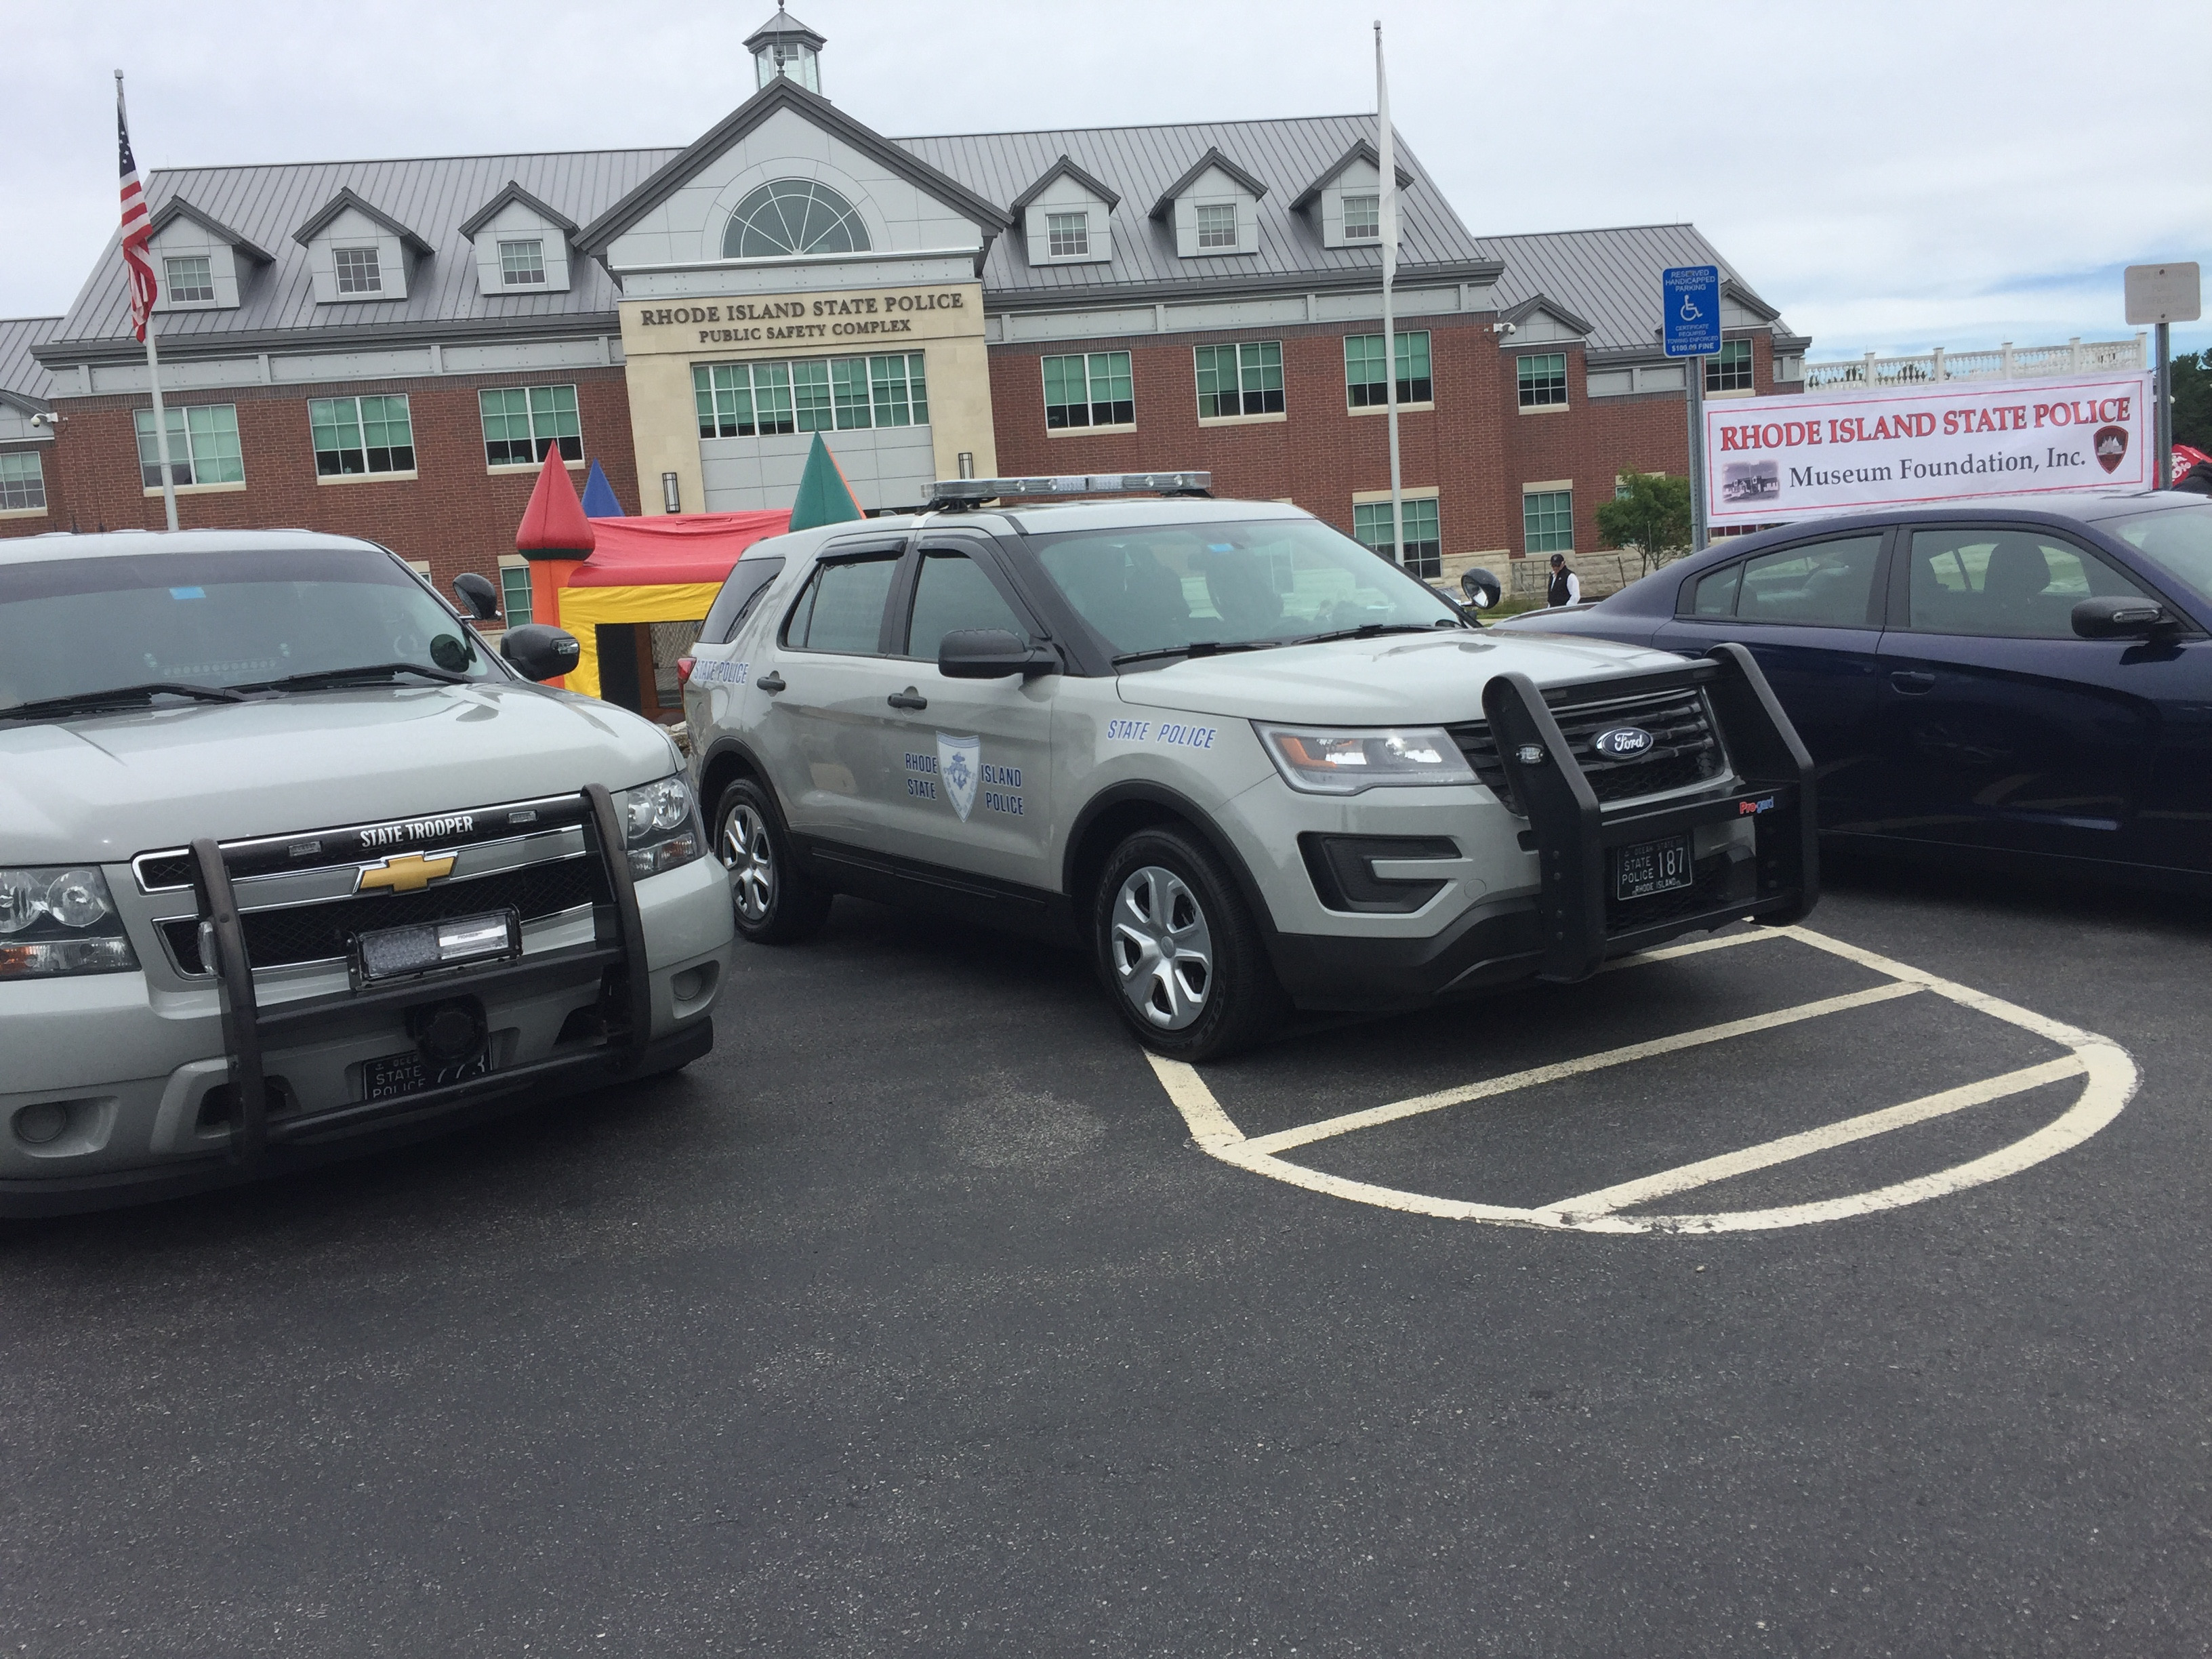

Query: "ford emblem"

xmin=1592 ymin=726 xmax=1654 ymax=760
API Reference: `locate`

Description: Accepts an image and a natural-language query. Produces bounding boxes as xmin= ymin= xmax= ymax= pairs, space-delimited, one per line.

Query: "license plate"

xmin=362 ymin=1047 xmax=489 ymax=1102
xmin=1614 ymin=834 xmax=1694 ymax=901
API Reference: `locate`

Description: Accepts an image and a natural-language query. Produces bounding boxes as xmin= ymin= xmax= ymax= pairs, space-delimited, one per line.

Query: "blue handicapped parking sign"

xmin=1663 ymin=265 xmax=1722 ymax=358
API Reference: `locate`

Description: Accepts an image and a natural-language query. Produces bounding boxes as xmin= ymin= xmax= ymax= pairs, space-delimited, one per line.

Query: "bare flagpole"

xmin=117 ymin=70 xmax=178 ymax=531
xmin=1375 ymin=23 xmax=1404 ymax=571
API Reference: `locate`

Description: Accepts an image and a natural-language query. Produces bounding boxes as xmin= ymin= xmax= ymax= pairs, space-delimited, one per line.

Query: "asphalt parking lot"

xmin=5 ymin=853 xmax=2211 ymax=1658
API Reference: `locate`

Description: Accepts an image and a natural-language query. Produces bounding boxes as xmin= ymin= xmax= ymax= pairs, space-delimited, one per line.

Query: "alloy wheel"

xmin=723 ymin=802 xmax=775 ymax=923
xmin=1111 ymin=865 xmax=1214 ymax=1030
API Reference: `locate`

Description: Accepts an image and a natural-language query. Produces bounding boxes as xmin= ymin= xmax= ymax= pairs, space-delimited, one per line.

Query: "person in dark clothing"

xmin=2175 ymin=462 xmax=2212 ymax=495
xmin=1546 ymin=554 xmax=1581 ymax=607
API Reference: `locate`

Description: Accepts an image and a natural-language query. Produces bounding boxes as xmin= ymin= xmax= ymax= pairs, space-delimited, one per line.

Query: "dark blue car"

xmin=1493 ymin=491 xmax=2212 ymax=885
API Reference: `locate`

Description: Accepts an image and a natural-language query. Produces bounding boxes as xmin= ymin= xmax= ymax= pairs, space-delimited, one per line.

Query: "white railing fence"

xmin=1799 ymin=333 xmax=2146 ymax=395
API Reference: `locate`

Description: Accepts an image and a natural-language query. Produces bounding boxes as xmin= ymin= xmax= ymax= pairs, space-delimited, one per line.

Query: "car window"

xmin=783 ymin=556 xmax=897 ymax=655
xmin=1732 ymin=534 xmax=1884 ymax=626
xmin=1028 ymin=516 xmax=1458 ymax=657
xmin=1906 ymin=529 xmax=2152 ymax=638
xmin=1690 ymin=562 xmax=1741 ymax=616
xmin=2103 ymin=502 xmax=2212 ymax=613
xmin=699 ymin=556 xmax=784 ymax=644
xmin=905 ymin=550 xmax=1027 ymax=658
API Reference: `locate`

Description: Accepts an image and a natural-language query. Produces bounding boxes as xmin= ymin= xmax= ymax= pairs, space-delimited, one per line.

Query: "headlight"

xmin=0 ymin=866 xmax=140 ymax=979
xmin=615 ymin=775 xmax=704 ymax=879
xmin=1254 ymin=724 xmax=1477 ymax=796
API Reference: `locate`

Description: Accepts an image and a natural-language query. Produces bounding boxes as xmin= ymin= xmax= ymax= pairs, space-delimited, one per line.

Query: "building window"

xmin=1706 ymin=338 xmax=1754 ymax=393
xmin=1345 ymin=331 xmax=1432 ymax=407
xmin=1194 ymin=341 xmax=1284 ymax=418
xmin=333 ymin=247 xmax=383 ymax=295
xmin=1353 ymin=497 xmax=1442 ymax=579
xmin=722 ymin=179 xmax=871 ymax=259
xmin=310 ymin=394 xmax=414 ymax=476
xmin=498 ymin=239 xmax=547 ymax=285
xmin=163 ymin=255 xmax=215 ymax=303
xmin=1517 ymin=352 xmax=1568 ymax=408
xmin=0 ymin=451 xmax=45 ymax=511
xmin=499 ymin=562 xmax=533 ymax=626
xmin=1045 ymin=211 xmax=1089 ymax=258
xmin=693 ymin=353 xmax=928 ymax=438
xmin=1523 ymin=489 xmax=1574 ymax=554
xmin=1343 ymin=194 xmax=1380 ymax=241
xmin=1194 ymin=202 xmax=1238 ymax=249
xmin=1041 ymin=351 xmax=1134 ymax=429
xmin=134 ymin=404 xmax=244 ymax=488
xmin=480 ymin=385 xmax=582 ymax=466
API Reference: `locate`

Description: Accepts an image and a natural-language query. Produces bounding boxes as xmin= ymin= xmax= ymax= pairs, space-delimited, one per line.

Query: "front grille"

xmin=163 ymin=856 xmax=602 ymax=974
xmin=1451 ymin=684 xmax=1725 ymax=809
xmin=136 ymin=852 xmax=196 ymax=891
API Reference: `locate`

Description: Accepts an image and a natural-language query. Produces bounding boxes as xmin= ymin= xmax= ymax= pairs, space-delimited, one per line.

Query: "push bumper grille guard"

xmin=185 ymin=783 xmax=656 ymax=1166
xmin=1481 ymin=642 xmax=1819 ymax=983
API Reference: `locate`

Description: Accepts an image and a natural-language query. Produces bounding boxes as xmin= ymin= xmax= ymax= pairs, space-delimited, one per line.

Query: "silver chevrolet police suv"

xmin=685 ymin=475 xmax=1818 ymax=1061
xmin=0 ymin=529 xmax=733 ymax=1215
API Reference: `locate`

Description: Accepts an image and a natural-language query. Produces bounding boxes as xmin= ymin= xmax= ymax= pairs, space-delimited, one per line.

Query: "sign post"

xmin=1664 ymin=264 xmax=1722 ymax=550
xmin=2124 ymin=262 xmax=2200 ymax=487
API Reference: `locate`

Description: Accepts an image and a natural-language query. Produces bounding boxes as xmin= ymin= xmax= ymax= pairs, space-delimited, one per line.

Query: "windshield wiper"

xmin=1110 ymin=641 xmax=1282 ymax=667
xmin=0 ymin=681 xmax=251 ymax=720
xmin=1291 ymin=621 xmax=1458 ymax=646
xmin=237 ymin=661 xmax=474 ymax=693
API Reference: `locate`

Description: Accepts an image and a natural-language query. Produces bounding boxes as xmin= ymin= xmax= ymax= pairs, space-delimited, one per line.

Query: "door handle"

xmin=1889 ymin=670 xmax=1936 ymax=695
xmin=886 ymin=687 xmax=928 ymax=711
xmin=756 ymin=672 xmax=785 ymax=694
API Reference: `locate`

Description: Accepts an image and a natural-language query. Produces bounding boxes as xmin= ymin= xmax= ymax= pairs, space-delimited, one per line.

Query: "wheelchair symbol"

xmin=1680 ymin=294 xmax=1703 ymax=321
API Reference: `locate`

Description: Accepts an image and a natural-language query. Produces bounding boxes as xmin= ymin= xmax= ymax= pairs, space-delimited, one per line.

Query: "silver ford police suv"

xmin=0 ymin=530 xmax=733 ymax=1215
xmin=685 ymin=476 xmax=1817 ymax=1061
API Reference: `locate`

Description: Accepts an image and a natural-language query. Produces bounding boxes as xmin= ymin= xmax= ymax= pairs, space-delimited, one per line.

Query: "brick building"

xmin=1 ymin=9 xmax=1807 ymax=609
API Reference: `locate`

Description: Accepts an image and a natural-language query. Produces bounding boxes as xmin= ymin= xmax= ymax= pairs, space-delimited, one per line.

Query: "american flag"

xmin=117 ymin=83 xmax=156 ymax=342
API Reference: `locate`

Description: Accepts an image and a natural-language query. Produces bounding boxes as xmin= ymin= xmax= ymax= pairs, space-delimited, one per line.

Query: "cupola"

xmin=747 ymin=5 xmax=825 ymax=94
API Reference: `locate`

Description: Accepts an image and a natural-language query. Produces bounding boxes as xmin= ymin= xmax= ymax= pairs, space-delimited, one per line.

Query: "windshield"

xmin=1027 ymin=516 xmax=1462 ymax=659
xmin=2104 ymin=502 xmax=2212 ymax=615
xmin=0 ymin=546 xmax=503 ymax=714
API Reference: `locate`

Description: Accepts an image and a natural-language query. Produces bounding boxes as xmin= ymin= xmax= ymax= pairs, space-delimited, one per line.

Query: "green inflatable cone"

xmin=787 ymin=432 xmax=864 ymax=531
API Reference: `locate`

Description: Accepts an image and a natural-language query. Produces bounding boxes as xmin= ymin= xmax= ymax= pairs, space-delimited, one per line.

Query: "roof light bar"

xmin=927 ymin=471 xmax=1212 ymax=509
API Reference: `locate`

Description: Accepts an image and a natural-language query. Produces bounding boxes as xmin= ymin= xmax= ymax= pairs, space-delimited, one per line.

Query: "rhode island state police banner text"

xmin=1702 ymin=372 xmax=2153 ymax=526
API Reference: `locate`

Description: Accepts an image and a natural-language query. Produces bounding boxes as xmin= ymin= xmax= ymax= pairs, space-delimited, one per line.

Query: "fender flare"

xmin=1062 ymin=779 xmax=1283 ymax=946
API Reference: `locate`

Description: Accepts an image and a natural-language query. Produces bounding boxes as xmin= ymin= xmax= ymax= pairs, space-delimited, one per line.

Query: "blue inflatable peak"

xmin=580 ymin=459 xmax=624 ymax=517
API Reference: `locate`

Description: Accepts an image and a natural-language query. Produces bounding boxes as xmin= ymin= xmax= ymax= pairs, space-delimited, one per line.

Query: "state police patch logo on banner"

xmin=938 ymin=733 xmax=980 ymax=822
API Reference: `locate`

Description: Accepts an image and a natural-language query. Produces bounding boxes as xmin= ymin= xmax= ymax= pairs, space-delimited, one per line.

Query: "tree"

xmin=2170 ymin=351 xmax=2210 ymax=455
xmin=1595 ymin=472 xmax=1692 ymax=575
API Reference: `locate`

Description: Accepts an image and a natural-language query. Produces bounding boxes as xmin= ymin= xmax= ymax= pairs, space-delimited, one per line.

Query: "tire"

xmin=1092 ymin=825 xmax=1286 ymax=1061
xmin=714 ymin=777 xmax=832 ymax=945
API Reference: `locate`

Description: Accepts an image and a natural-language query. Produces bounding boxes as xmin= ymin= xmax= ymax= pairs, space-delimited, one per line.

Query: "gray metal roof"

xmin=45 ymin=148 xmax=680 ymax=355
xmin=897 ymin=115 xmax=1493 ymax=300
xmin=0 ymin=316 xmax=60 ymax=409
xmin=1474 ymin=223 xmax=1794 ymax=356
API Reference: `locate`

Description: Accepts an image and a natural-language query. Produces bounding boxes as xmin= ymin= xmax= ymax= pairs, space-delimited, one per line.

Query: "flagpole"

xmin=1375 ymin=24 xmax=1404 ymax=573
xmin=117 ymin=70 xmax=178 ymax=531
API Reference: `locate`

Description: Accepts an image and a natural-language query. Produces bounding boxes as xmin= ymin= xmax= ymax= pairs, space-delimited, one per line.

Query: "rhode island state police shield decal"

xmin=938 ymin=733 xmax=980 ymax=822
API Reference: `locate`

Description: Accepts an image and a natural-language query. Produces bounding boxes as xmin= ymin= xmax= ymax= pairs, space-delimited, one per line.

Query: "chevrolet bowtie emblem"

xmin=356 ymin=852 xmax=457 ymax=895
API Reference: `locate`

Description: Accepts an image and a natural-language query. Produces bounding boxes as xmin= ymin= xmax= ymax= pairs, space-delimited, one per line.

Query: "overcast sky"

xmin=6 ymin=0 xmax=2206 ymax=361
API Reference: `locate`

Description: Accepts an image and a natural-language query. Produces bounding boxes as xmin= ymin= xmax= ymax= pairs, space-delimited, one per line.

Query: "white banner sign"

xmin=1704 ymin=371 xmax=2154 ymax=526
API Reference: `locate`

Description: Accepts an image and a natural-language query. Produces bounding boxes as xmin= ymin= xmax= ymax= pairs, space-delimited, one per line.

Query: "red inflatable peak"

xmin=515 ymin=448 xmax=596 ymax=554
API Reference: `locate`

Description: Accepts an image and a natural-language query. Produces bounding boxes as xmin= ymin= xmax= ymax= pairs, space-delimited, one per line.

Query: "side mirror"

xmin=453 ymin=571 xmax=501 ymax=622
xmin=1460 ymin=567 xmax=1502 ymax=611
xmin=2072 ymin=596 xmax=2173 ymax=640
xmin=499 ymin=623 xmax=581 ymax=682
xmin=939 ymin=628 xmax=1056 ymax=680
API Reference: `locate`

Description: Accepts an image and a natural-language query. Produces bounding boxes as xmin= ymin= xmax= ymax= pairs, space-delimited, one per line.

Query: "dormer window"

xmin=163 ymin=255 xmax=215 ymax=303
xmin=499 ymin=239 xmax=547 ymax=285
xmin=1195 ymin=203 xmax=1238 ymax=250
xmin=1343 ymin=194 xmax=1380 ymax=241
xmin=333 ymin=247 xmax=382 ymax=294
xmin=1046 ymin=211 xmax=1089 ymax=258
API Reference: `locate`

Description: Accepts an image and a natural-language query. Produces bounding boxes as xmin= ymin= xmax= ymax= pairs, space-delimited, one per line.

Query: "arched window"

xmin=722 ymin=180 xmax=871 ymax=260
